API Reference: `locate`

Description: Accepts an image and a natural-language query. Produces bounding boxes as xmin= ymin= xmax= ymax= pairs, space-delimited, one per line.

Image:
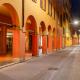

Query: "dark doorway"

xmin=29 ymin=33 xmax=32 ymax=52
xmin=6 ymin=32 xmax=13 ymax=56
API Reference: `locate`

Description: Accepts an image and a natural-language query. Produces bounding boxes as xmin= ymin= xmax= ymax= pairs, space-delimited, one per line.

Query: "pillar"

xmin=53 ymin=35 xmax=57 ymax=50
xmin=48 ymin=35 xmax=53 ymax=53
xmin=32 ymin=35 xmax=38 ymax=56
xmin=42 ymin=35 xmax=47 ymax=54
xmin=13 ymin=29 xmax=20 ymax=58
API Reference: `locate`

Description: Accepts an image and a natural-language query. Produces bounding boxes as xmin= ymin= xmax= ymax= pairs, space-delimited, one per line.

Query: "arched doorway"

xmin=0 ymin=3 xmax=20 ymax=60
xmin=25 ymin=15 xmax=38 ymax=56
xmin=53 ymin=28 xmax=56 ymax=50
xmin=39 ymin=21 xmax=47 ymax=54
xmin=47 ymin=25 xmax=53 ymax=53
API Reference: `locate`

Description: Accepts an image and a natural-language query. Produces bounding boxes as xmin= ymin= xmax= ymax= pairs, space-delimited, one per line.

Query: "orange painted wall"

xmin=32 ymin=35 xmax=38 ymax=56
xmin=42 ymin=35 xmax=47 ymax=54
xmin=48 ymin=36 xmax=53 ymax=53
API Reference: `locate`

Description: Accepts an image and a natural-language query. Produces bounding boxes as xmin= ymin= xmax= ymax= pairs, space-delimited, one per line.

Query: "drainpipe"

xmin=22 ymin=0 xmax=24 ymax=27
xmin=20 ymin=0 xmax=25 ymax=62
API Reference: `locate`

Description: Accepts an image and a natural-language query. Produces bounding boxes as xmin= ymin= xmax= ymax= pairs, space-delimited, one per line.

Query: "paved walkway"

xmin=0 ymin=46 xmax=80 ymax=80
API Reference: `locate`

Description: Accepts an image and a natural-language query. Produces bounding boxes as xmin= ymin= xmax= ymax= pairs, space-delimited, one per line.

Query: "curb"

xmin=0 ymin=57 xmax=32 ymax=69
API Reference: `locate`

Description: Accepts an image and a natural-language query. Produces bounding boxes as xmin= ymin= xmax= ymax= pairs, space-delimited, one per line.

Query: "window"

xmin=63 ymin=13 xmax=66 ymax=22
xmin=63 ymin=27 xmax=65 ymax=35
xmin=40 ymin=0 xmax=46 ymax=11
xmin=32 ymin=0 xmax=37 ymax=3
xmin=48 ymin=0 xmax=52 ymax=16
xmin=54 ymin=8 xmax=55 ymax=19
xmin=52 ymin=7 xmax=55 ymax=19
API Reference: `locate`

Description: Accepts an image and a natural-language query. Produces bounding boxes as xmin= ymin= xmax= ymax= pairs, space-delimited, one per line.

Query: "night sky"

xmin=71 ymin=0 xmax=80 ymax=18
xmin=71 ymin=0 xmax=80 ymax=33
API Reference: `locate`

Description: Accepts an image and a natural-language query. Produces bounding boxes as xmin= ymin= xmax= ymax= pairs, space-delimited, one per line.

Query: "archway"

xmin=25 ymin=15 xmax=38 ymax=56
xmin=0 ymin=3 xmax=20 ymax=60
xmin=39 ymin=21 xmax=47 ymax=54
xmin=47 ymin=25 xmax=53 ymax=53
xmin=53 ymin=28 xmax=57 ymax=50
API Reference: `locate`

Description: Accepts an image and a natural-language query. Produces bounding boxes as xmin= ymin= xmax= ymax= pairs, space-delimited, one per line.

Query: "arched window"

xmin=48 ymin=0 xmax=52 ymax=16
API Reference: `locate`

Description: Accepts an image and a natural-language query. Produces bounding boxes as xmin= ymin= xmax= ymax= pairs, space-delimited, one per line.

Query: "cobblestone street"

xmin=0 ymin=46 xmax=80 ymax=80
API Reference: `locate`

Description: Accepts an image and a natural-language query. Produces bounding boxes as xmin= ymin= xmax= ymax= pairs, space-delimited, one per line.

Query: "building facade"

xmin=0 ymin=0 xmax=71 ymax=61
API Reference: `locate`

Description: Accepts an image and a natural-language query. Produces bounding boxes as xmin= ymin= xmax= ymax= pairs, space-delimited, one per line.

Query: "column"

xmin=48 ymin=35 xmax=53 ymax=53
xmin=42 ymin=35 xmax=47 ymax=54
xmin=13 ymin=29 xmax=20 ymax=58
xmin=32 ymin=35 xmax=38 ymax=56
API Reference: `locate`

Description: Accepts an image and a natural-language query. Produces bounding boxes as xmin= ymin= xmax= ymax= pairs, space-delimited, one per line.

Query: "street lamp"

xmin=73 ymin=20 xmax=79 ymax=25
xmin=72 ymin=20 xmax=80 ymax=45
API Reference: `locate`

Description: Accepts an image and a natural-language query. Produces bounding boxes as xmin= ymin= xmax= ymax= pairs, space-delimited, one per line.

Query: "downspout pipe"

xmin=20 ymin=0 xmax=25 ymax=62
xmin=22 ymin=0 xmax=24 ymax=27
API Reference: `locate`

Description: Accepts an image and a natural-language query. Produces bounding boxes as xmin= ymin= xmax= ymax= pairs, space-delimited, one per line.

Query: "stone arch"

xmin=2 ymin=3 xmax=19 ymax=26
xmin=40 ymin=21 xmax=46 ymax=34
xmin=48 ymin=25 xmax=52 ymax=35
xmin=53 ymin=27 xmax=57 ymax=49
xmin=25 ymin=15 xmax=38 ymax=56
xmin=47 ymin=25 xmax=53 ymax=53
xmin=48 ymin=25 xmax=51 ymax=32
xmin=53 ymin=28 xmax=56 ymax=35
xmin=0 ymin=3 xmax=20 ymax=58
xmin=39 ymin=21 xmax=47 ymax=54
xmin=26 ymin=15 xmax=37 ymax=34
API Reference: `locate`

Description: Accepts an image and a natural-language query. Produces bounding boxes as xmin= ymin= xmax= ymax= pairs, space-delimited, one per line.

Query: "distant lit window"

xmin=40 ymin=0 xmax=46 ymax=11
xmin=32 ymin=0 xmax=37 ymax=3
xmin=48 ymin=0 xmax=52 ymax=16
